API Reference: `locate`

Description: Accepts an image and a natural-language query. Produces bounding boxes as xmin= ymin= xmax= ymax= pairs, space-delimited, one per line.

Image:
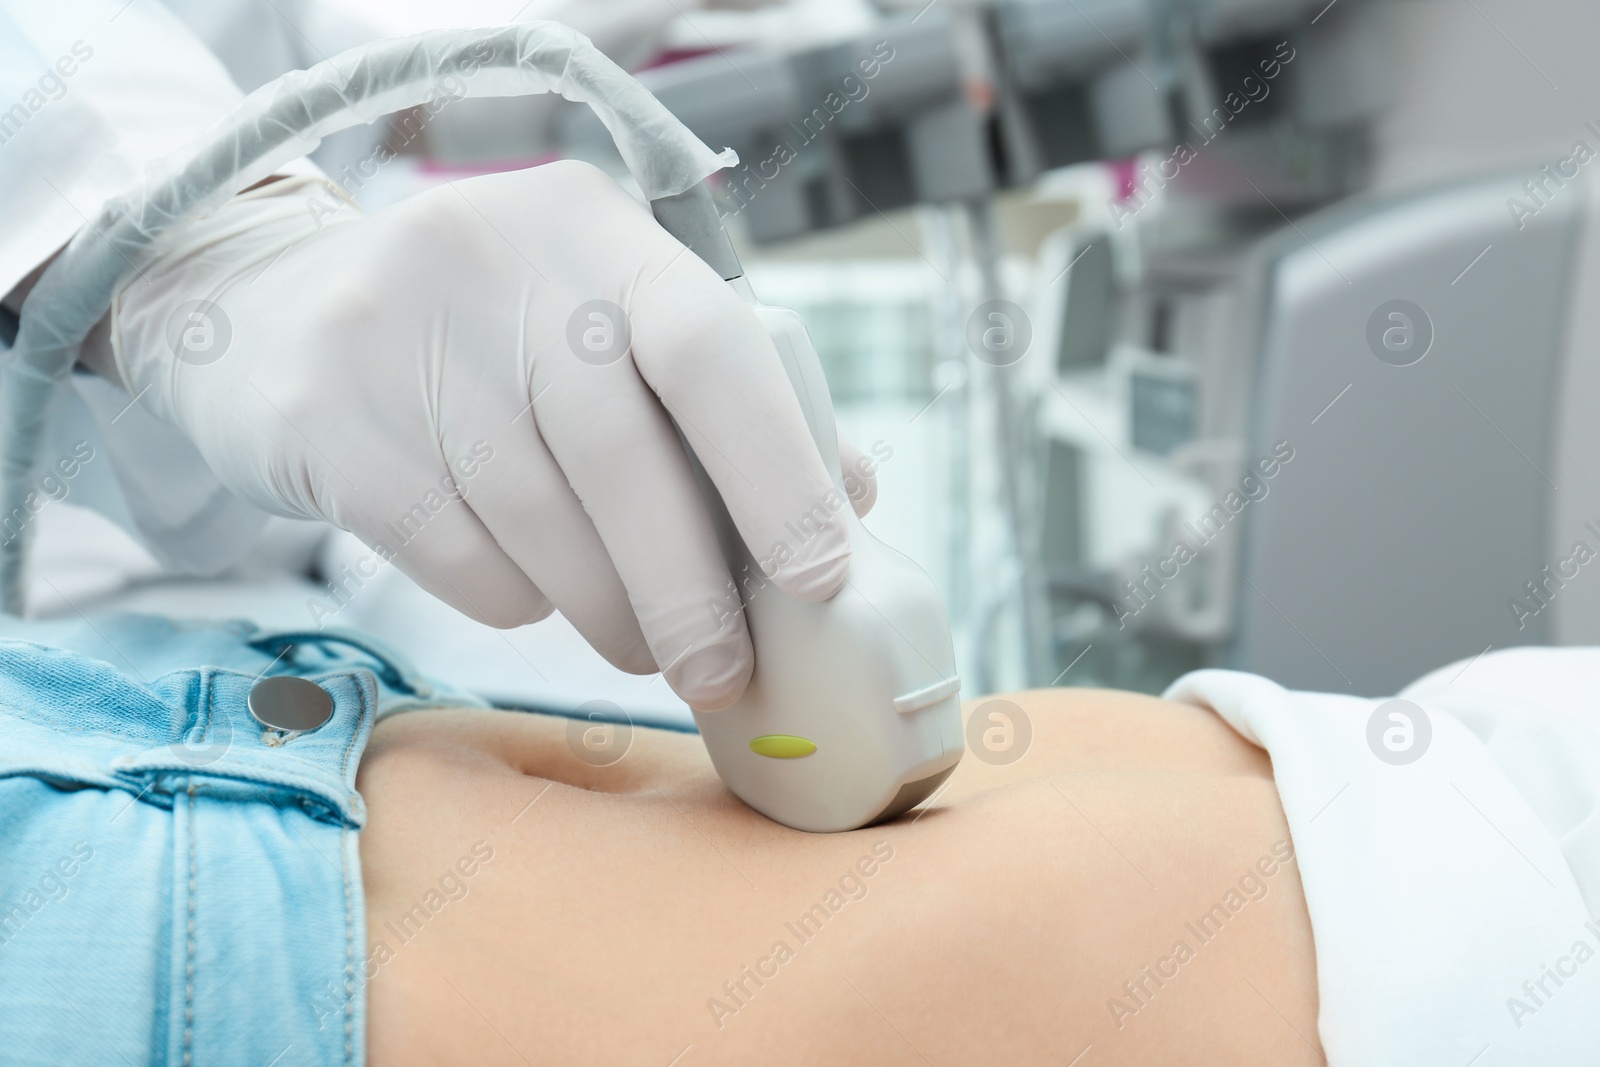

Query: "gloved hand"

xmin=89 ymin=161 xmax=876 ymax=710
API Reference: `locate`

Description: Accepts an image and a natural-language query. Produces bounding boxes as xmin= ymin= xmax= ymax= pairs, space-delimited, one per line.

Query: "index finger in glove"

xmin=628 ymin=262 xmax=851 ymax=603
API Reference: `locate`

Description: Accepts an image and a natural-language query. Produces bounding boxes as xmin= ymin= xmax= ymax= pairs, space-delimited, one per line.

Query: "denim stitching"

xmin=342 ymin=826 xmax=355 ymax=1067
xmin=249 ymin=631 xmax=423 ymax=696
xmin=180 ymin=673 xmax=210 ymax=1065
xmin=338 ymin=674 xmax=373 ymax=782
xmin=338 ymin=674 xmax=373 ymax=1066
xmin=183 ymin=783 xmax=198 ymax=1067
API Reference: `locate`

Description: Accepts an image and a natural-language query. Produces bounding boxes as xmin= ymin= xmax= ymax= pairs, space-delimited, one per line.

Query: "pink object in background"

xmin=1109 ymin=157 xmax=1139 ymax=200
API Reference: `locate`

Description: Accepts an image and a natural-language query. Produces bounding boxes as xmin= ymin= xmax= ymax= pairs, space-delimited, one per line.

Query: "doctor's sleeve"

xmin=0 ymin=0 xmax=325 ymax=573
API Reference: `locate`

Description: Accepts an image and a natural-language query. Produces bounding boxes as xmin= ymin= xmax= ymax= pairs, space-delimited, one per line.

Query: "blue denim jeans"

xmin=0 ymin=613 xmax=484 ymax=1066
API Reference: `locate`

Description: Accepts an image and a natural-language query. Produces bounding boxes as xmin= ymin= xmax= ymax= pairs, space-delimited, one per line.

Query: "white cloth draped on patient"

xmin=1166 ymin=648 xmax=1600 ymax=1067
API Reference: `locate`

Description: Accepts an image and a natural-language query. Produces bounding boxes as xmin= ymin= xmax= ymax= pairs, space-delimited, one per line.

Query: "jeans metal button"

xmin=247 ymin=676 xmax=333 ymax=733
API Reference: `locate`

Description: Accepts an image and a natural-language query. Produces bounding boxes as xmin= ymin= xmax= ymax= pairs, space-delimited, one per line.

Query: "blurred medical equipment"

xmin=1028 ymin=1 xmax=1600 ymax=694
xmin=1 ymin=22 xmax=961 ymax=832
xmin=1129 ymin=168 xmax=1600 ymax=694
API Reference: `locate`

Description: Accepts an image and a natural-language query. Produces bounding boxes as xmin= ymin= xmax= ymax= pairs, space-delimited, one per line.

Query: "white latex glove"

xmin=96 ymin=162 xmax=871 ymax=710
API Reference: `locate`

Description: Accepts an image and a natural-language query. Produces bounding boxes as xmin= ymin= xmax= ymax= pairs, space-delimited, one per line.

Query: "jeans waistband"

xmin=0 ymin=638 xmax=373 ymax=826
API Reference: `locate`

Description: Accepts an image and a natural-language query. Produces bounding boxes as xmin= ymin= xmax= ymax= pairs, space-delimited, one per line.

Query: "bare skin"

xmin=356 ymin=689 xmax=1322 ymax=1067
